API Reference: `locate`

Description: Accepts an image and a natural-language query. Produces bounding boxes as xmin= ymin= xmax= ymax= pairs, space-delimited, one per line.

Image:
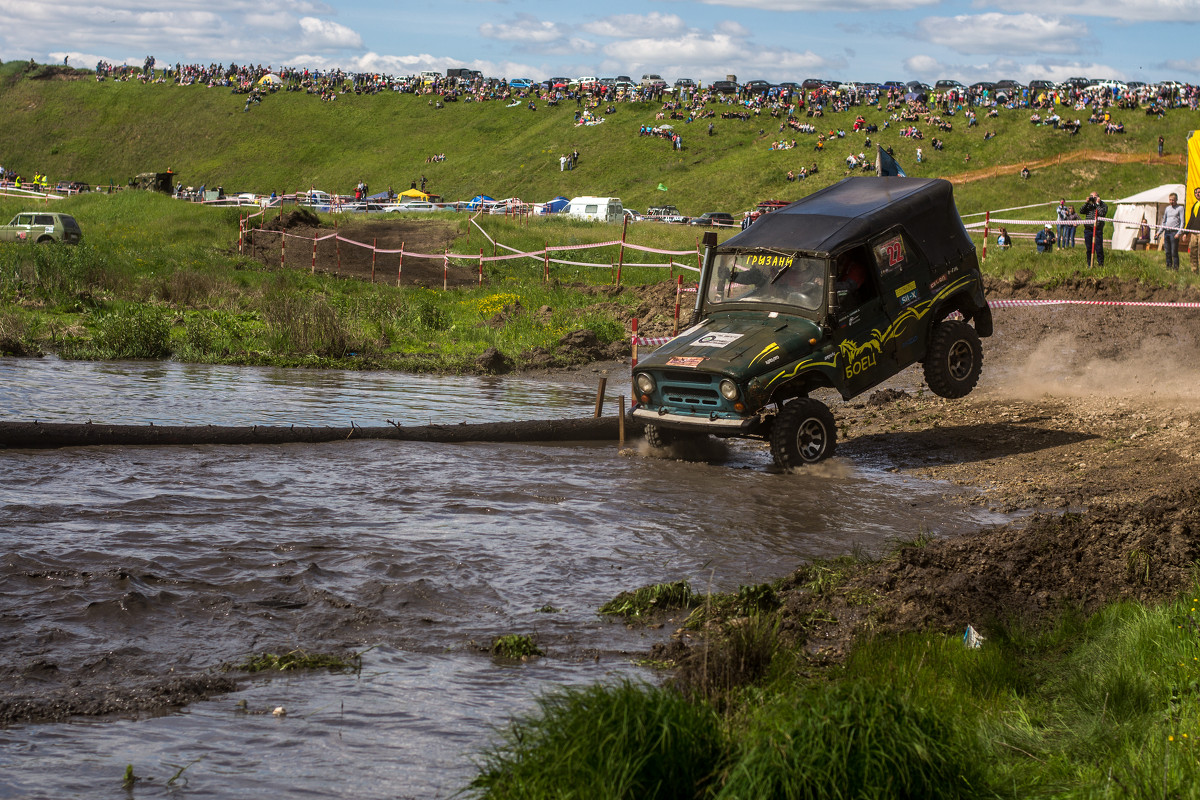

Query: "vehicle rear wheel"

xmin=770 ymin=398 xmax=836 ymax=468
xmin=923 ymin=320 xmax=983 ymax=398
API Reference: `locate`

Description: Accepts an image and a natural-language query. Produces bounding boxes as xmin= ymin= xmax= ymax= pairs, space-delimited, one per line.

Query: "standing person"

xmin=1056 ymin=199 xmax=1069 ymax=246
xmin=1064 ymin=205 xmax=1079 ymax=248
xmin=559 ymin=154 xmax=567 ymax=171
xmin=1188 ymin=187 xmax=1200 ymax=274
xmin=1158 ymin=136 xmax=1164 ymax=157
xmin=1159 ymin=191 xmax=1184 ymax=269
xmin=996 ymin=227 xmax=1011 ymax=249
xmin=1081 ymin=191 xmax=1108 ymax=267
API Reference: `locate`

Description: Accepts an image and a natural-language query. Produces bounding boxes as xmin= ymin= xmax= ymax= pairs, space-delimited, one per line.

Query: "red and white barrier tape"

xmin=631 ymin=298 xmax=1200 ymax=345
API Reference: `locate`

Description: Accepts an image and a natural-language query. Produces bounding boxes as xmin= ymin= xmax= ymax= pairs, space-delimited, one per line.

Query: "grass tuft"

xmin=599 ymin=580 xmax=699 ymax=621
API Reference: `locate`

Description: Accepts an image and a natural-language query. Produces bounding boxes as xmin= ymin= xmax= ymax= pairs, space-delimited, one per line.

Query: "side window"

xmin=835 ymin=246 xmax=877 ymax=311
xmin=15 ymin=214 xmax=34 ymax=226
xmin=34 ymin=215 xmax=55 ymax=225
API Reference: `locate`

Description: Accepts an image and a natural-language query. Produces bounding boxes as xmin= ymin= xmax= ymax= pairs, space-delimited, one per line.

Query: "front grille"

xmin=656 ymin=371 xmax=724 ymax=408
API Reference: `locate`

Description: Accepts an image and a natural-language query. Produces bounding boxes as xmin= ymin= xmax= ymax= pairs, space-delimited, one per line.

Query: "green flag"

xmin=656 ymin=183 xmax=668 ymax=191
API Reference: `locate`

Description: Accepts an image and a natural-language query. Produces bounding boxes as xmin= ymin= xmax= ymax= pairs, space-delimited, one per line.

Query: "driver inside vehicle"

xmin=724 ymin=255 xmax=823 ymax=307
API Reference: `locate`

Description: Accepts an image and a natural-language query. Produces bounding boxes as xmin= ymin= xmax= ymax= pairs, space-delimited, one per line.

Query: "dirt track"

xmin=949 ymin=148 xmax=1184 ymax=184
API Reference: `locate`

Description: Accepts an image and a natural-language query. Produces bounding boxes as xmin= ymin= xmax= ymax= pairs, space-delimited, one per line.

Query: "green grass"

xmin=468 ymin=587 xmax=1200 ymax=799
xmin=2 ymin=64 xmax=1196 ymax=216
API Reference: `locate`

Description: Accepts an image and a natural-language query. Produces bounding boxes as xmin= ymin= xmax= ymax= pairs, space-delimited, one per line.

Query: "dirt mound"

xmin=262 ymin=208 xmax=321 ymax=231
xmin=779 ymin=480 xmax=1200 ymax=660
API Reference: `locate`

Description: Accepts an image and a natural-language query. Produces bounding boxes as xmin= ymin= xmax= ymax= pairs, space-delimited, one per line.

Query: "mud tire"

xmin=644 ymin=424 xmax=706 ymax=449
xmin=769 ymin=398 xmax=836 ymax=468
xmin=923 ymin=320 xmax=983 ymax=399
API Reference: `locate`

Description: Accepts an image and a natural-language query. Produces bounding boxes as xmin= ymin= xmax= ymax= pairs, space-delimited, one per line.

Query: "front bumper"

xmin=632 ymin=406 xmax=758 ymax=434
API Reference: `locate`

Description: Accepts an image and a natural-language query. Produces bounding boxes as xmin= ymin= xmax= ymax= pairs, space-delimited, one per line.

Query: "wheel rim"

xmin=947 ymin=339 xmax=974 ymax=381
xmin=795 ymin=417 xmax=828 ymax=461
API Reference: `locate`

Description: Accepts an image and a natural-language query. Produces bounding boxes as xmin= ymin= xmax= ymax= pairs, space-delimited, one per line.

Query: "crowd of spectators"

xmin=6 ymin=58 xmax=1200 ymax=199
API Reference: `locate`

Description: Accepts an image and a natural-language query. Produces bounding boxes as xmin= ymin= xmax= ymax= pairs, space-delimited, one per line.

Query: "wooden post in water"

xmin=594 ymin=377 xmax=607 ymax=418
xmin=618 ymin=396 xmax=626 ymax=447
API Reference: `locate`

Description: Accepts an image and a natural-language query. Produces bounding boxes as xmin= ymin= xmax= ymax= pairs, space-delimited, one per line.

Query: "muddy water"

xmin=0 ymin=358 xmax=1004 ymax=799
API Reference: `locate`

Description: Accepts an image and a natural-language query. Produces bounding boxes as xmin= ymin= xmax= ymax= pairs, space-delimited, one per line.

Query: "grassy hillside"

xmin=1 ymin=62 xmax=1194 ymax=216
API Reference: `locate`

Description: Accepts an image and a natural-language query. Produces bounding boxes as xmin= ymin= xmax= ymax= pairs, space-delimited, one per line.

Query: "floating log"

xmin=0 ymin=417 xmax=645 ymax=450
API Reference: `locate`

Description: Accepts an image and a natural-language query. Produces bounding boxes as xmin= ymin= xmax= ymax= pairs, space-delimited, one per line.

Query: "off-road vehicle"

xmin=631 ymin=176 xmax=992 ymax=468
xmin=0 ymin=212 xmax=83 ymax=244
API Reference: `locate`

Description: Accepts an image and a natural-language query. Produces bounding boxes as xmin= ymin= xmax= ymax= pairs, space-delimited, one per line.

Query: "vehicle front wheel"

xmin=923 ymin=320 xmax=983 ymax=398
xmin=770 ymin=398 xmax=836 ymax=468
xmin=644 ymin=423 xmax=706 ymax=449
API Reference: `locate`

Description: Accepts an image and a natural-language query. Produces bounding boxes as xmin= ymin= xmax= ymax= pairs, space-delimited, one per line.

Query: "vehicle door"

xmin=0 ymin=214 xmax=36 ymax=242
xmin=870 ymin=228 xmax=930 ymax=370
xmin=830 ymin=246 xmax=890 ymax=397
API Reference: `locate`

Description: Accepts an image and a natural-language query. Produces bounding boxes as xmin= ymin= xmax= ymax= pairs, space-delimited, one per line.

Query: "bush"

xmin=88 ymin=304 xmax=172 ymax=359
xmin=469 ymin=680 xmax=724 ymax=799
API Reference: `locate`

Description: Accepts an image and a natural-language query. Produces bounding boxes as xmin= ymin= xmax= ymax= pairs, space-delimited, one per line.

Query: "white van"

xmin=566 ymin=196 xmax=624 ymax=223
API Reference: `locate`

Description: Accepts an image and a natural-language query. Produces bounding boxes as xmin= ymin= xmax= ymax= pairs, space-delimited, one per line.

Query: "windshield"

xmin=705 ymin=251 xmax=827 ymax=311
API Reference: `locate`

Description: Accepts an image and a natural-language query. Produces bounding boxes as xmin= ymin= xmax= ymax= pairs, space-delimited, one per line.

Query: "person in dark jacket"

xmin=1036 ymin=224 xmax=1056 ymax=253
xmin=1080 ymin=191 xmax=1108 ymax=267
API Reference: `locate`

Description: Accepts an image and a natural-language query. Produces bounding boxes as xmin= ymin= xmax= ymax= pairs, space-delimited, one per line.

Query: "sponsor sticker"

xmin=692 ymin=331 xmax=743 ymax=348
xmin=894 ymin=280 xmax=917 ymax=298
xmin=667 ymin=356 xmax=705 ymax=367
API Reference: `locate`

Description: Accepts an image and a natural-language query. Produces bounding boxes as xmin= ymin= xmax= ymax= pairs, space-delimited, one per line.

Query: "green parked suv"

xmin=632 ymin=177 xmax=992 ymax=468
xmin=0 ymin=212 xmax=83 ymax=244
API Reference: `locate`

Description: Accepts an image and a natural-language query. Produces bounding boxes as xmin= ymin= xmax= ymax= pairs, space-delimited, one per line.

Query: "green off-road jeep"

xmin=0 ymin=212 xmax=83 ymax=245
xmin=631 ymin=177 xmax=992 ymax=468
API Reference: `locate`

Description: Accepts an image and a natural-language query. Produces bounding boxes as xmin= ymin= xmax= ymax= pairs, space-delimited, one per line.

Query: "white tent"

xmin=1110 ymin=183 xmax=1185 ymax=250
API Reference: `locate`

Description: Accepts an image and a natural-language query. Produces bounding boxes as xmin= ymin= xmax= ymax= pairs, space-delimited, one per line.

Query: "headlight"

xmin=635 ymin=373 xmax=656 ymax=395
xmin=719 ymin=379 xmax=739 ymax=401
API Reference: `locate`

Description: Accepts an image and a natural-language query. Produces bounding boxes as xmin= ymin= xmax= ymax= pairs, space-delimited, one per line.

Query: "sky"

xmin=3 ymin=0 xmax=1199 ymax=88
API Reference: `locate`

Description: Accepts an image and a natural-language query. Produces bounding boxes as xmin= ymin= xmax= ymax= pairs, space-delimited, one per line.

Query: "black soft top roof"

xmin=719 ymin=177 xmax=973 ymax=262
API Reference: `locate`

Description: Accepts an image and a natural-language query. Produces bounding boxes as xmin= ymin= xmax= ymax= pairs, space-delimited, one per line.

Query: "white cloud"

xmin=988 ymin=0 xmax=1200 ymax=24
xmin=298 ymin=17 xmax=362 ymax=50
xmin=918 ymin=13 xmax=1087 ymax=55
xmin=479 ymin=14 xmax=567 ymax=44
xmin=902 ymin=55 xmax=1132 ymax=85
xmin=0 ymin=0 xmax=361 ymax=64
xmin=602 ymin=31 xmax=832 ymax=82
xmin=696 ymin=0 xmax=939 ymax=9
xmin=581 ymin=13 xmax=688 ymax=38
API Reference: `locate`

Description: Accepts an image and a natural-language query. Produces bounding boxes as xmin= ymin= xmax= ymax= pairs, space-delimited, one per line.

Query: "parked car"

xmin=631 ymin=177 xmax=991 ymax=468
xmin=689 ymin=212 xmax=735 ymax=227
xmin=0 ymin=211 xmax=83 ymax=244
xmin=645 ymin=205 xmax=689 ymax=224
xmin=674 ymin=78 xmax=697 ymax=91
xmin=508 ymin=78 xmax=535 ymax=90
xmin=381 ymin=201 xmax=440 ymax=213
xmin=743 ymin=80 xmax=772 ymax=94
xmin=710 ymin=80 xmax=738 ymax=94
